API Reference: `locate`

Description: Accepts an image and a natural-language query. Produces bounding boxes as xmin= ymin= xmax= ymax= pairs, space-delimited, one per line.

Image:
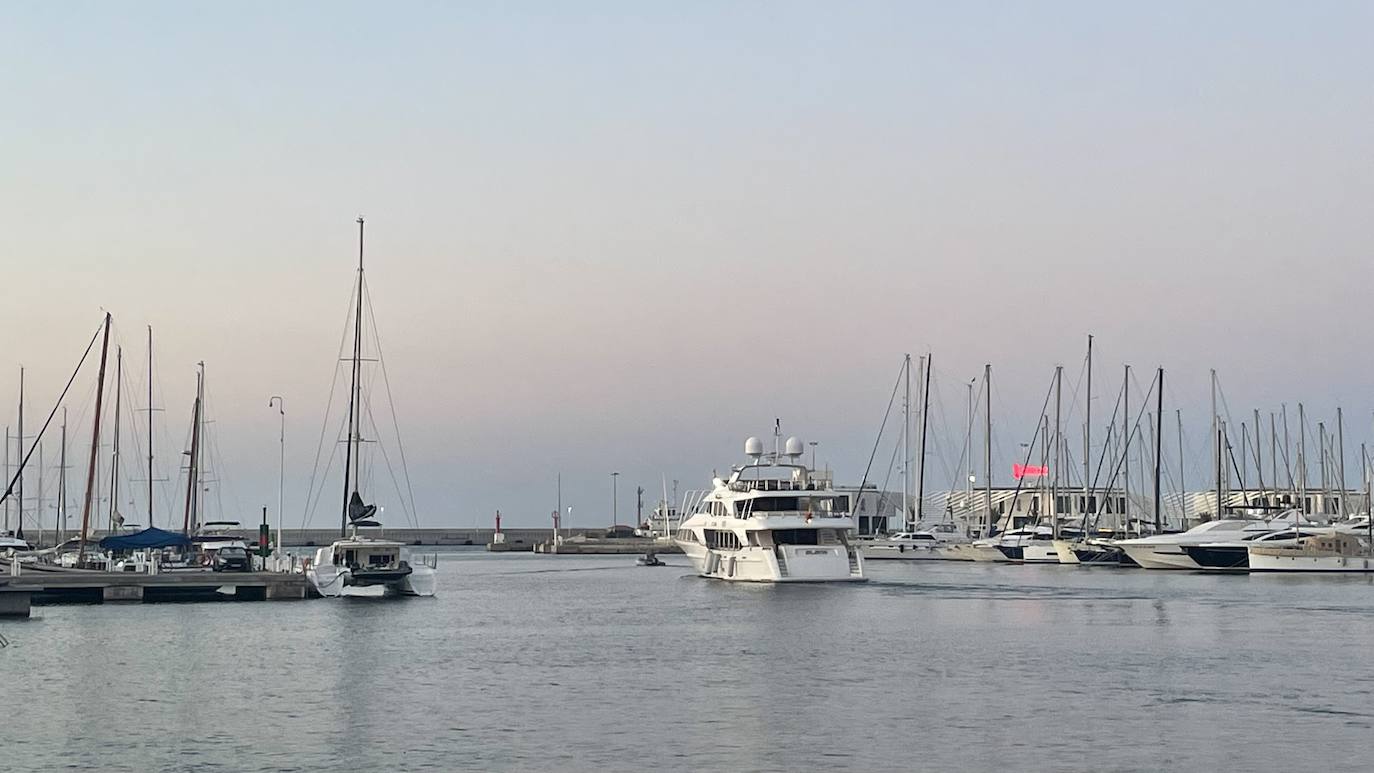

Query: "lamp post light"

xmin=268 ymin=396 xmax=285 ymax=561
xmin=611 ymin=472 xmax=620 ymax=529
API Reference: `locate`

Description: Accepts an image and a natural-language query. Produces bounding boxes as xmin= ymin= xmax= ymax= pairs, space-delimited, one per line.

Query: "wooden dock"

xmin=0 ymin=566 xmax=310 ymax=618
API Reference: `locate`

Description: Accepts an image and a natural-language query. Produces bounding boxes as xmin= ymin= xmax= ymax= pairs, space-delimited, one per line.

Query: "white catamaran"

xmin=306 ymin=218 xmax=436 ymax=599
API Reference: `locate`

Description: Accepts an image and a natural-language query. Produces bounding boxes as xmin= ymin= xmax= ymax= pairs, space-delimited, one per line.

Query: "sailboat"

xmin=306 ymin=218 xmax=436 ymax=599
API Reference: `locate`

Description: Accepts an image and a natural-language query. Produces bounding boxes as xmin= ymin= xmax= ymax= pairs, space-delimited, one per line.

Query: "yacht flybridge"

xmin=674 ymin=433 xmax=866 ymax=583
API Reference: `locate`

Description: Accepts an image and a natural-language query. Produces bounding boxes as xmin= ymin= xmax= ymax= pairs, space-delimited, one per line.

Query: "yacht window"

xmin=772 ymin=529 xmax=820 ymax=546
xmin=749 ymin=497 xmax=801 ymax=513
xmin=704 ymin=529 xmax=742 ymax=551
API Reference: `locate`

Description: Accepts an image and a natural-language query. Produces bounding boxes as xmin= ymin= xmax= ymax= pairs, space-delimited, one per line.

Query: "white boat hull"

xmin=861 ymin=543 xmax=947 ymax=561
xmin=307 ymin=563 xmax=437 ymax=597
xmin=1119 ymin=544 xmax=1201 ymax=570
xmin=679 ymin=542 xmax=865 ymax=582
xmin=1249 ymin=553 xmax=1374 ymax=572
xmin=1021 ymin=543 xmax=1061 ymax=564
xmin=1051 ymin=540 xmax=1081 ymax=564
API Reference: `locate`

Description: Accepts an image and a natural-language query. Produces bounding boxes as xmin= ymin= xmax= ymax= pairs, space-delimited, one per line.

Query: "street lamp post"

xmin=269 ymin=396 xmax=285 ymax=561
xmin=611 ymin=471 xmax=620 ymax=529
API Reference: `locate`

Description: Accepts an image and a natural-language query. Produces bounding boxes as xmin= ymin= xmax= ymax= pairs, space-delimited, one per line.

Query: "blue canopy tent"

xmin=99 ymin=527 xmax=193 ymax=551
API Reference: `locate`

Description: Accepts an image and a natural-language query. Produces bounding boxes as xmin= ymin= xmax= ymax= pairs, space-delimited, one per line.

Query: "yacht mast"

xmin=1211 ymin=369 xmax=1220 ymax=519
xmin=915 ymin=353 xmax=931 ymax=527
xmin=902 ymin=354 xmax=911 ymax=531
xmin=1298 ymin=403 xmax=1307 ymax=516
xmin=108 ymin=348 xmax=122 ymax=531
xmin=1122 ymin=365 xmax=1130 ymax=534
xmin=58 ymin=409 xmax=66 ymax=544
xmin=341 ymin=217 xmax=365 ymax=537
xmin=1337 ymin=407 xmax=1347 ymax=520
xmin=1154 ymin=368 xmax=1163 ymax=532
xmin=77 ymin=313 xmax=112 ymax=565
xmin=965 ymin=379 xmax=974 ymax=527
xmin=1052 ymin=365 xmax=1062 ymax=539
xmin=17 ymin=368 xmax=23 ymax=540
xmin=147 ymin=325 xmax=154 ymax=527
xmin=983 ymin=364 xmax=992 ymax=537
xmin=182 ymin=368 xmax=202 ymax=535
xmin=1083 ymin=335 xmax=1092 ymax=525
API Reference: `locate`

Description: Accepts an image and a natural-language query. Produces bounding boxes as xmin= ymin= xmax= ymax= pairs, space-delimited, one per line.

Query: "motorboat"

xmin=636 ymin=552 xmax=665 ymax=567
xmin=862 ymin=523 xmax=965 ymax=561
xmin=674 ymin=432 xmax=865 ymax=583
xmin=1113 ymin=519 xmax=1282 ymax=570
xmin=1184 ymin=527 xmax=1328 ymax=571
xmin=1249 ymin=532 xmax=1374 ymax=572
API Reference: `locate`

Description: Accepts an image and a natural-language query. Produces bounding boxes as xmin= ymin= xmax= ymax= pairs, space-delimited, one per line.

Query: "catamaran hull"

xmin=307 ymin=565 xmax=438 ymax=597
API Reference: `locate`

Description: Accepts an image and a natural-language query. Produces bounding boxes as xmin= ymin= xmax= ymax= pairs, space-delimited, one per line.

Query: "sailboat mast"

xmin=1052 ymin=365 xmax=1062 ymax=539
xmin=1154 ymin=368 xmax=1163 ymax=532
xmin=1337 ymin=407 xmax=1347 ymax=520
xmin=182 ymin=369 xmax=202 ymax=535
xmin=147 ymin=325 xmax=154 ymax=526
xmin=915 ymin=352 xmax=931 ymax=527
xmin=1123 ymin=365 xmax=1130 ymax=535
xmin=1211 ymin=369 xmax=1220 ymax=518
xmin=341 ymin=217 xmax=365 ymax=537
xmin=108 ymin=348 xmax=122 ymax=531
xmin=17 ymin=367 xmax=23 ymax=539
xmin=902 ymin=354 xmax=911 ymax=531
xmin=1298 ymin=403 xmax=1307 ymax=516
xmin=59 ymin=409 xmax=66 ymax=544
xmin=1084 ymin=335 xmax=1092 ymax=524
xmin=77 ymin=313 xmax=113 ymax=564
xmin=983 ymin=364 xmax=992 ymax=537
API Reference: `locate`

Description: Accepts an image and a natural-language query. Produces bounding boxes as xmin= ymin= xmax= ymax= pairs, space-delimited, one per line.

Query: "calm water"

xmin=5 ymin=551 xmax=1374 ymax=772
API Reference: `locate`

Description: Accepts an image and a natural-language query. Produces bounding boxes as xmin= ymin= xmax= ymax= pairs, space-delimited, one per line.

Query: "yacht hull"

xmin=1021 ymin=543 xmax=1061 ymax=564
xmin=861 ymin=543 xmax=947 ymax=561
xmin=307 ymin=564 xmax=437 ymax=597
xmin=680 ymin=543 xmax=866 ymax=582
xmin=1051 ymin=540 xmax=1081 ymax=564
xmin=1249 ymin=553 xmax=1374 ymax=572
xmin=1118 ymin=544 xmax=1202 ymax=570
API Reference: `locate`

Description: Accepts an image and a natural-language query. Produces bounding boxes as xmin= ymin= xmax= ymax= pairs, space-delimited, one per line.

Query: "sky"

xmin=2 ymin=2 xmax=1373 ymax=529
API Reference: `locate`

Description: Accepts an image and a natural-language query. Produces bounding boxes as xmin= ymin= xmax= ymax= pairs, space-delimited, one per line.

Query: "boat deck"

xmin=0 ymin=564 xmax=311 ymax=617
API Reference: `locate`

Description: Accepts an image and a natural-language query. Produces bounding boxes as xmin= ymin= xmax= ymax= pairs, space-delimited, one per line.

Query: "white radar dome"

xmin=785 ymin=436 xmax=805 ymax=457
xmin=744 ymin=436 xmax=764 ymax=457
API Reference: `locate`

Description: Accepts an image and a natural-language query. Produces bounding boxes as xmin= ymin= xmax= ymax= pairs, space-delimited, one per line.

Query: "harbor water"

xmin=5 ymin=550 xmax=1374 ymax=772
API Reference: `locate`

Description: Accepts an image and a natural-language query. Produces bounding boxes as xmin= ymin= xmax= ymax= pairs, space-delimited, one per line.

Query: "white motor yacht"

xmin=674 ymin=433 xmax=865 ymax=583
xmin=862 ymin=523 xmax=964 ymax=561
xmin=1115 ymin=519 xmax=1275 ymax=570
xmin=1249 ymin=532 xmax=1374 ymax=572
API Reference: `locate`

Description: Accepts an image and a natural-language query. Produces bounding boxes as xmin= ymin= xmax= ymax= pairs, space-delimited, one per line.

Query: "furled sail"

xmin=348 ymin=491 xmax=378 ymax=524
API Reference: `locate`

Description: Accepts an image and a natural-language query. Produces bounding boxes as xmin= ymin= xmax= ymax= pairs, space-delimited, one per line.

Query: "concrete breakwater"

xmin=15 ymin=527 xmax=606 ymax=549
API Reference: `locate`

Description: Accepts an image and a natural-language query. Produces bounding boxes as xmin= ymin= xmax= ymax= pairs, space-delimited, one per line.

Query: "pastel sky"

xmin=3 ymin=2 xmax=1372 ymax=528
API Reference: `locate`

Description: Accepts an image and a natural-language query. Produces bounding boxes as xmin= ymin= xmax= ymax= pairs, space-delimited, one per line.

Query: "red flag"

xmin=1013 ymin=464 xmax=1049 ymax=480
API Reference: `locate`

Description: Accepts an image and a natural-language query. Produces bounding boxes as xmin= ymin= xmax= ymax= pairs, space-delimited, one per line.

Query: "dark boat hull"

xmin=1182 ymin=545 xmax=1249 ymax=570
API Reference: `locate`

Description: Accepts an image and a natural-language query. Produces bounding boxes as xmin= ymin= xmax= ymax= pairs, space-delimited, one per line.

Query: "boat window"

xmin=704 ymin=529 xmax=742 ymax=551
xmin=772 ymin=529 xmax=820 ymax=545
xmin=749 ymin=497 xmax=801 ymax=513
